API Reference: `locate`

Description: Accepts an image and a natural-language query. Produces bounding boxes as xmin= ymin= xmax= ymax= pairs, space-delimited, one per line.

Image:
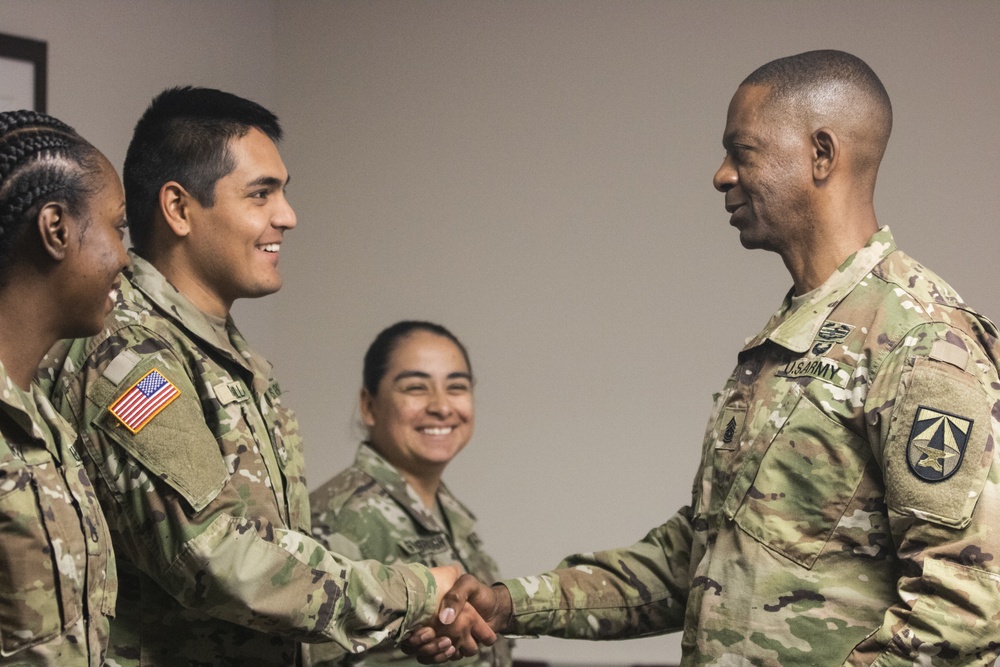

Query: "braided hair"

xmin=0 ymin=110 xmax=103 ymax=275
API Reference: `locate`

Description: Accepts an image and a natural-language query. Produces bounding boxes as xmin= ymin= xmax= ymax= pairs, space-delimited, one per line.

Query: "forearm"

xmin=162 ymin=512 xmax=438 ymax=650
xmin=504 ymin=512 xmax=692 ymax=639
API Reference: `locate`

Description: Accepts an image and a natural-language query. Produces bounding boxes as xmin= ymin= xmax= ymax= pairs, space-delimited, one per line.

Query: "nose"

xmin=274 ymin=194 xmax=297 ymax=230
xmin=426 ymin=390 xmax=453 ymax=418
xmin=116 ymin=234 xmax=131 ymax=272
xmin=713 ymin=155 xmax=737 ymax=193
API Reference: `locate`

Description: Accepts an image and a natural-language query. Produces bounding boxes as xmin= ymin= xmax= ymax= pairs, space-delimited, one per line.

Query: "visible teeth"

xmin=421 ymin=427 xmax=453 ymax=435
xmin=260 ymin=243 xmax=280 ymax=253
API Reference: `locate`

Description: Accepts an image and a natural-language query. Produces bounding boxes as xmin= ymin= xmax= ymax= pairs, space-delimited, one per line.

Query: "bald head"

xmin=742 ymin=50 xmax=892 ymax=188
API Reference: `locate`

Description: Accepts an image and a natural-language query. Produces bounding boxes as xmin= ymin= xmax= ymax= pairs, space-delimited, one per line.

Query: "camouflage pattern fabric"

xmin=0 ymin=362 xmax=115 ymax=666
xmin=37 ymin=253 xmax=437 ymax=667
xmin=307 ymin=444 xmax=513 ymax=666
xmin=502 ymin=228 xmax=1000 ymax=666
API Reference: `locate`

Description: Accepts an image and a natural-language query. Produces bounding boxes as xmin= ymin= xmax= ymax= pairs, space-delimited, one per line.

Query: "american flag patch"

xmin=109 ymin=368 xmax=180 ymax=433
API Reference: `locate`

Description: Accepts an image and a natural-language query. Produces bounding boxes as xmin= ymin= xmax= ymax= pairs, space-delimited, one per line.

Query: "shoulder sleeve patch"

xmin=886 ymin=356 xmax=993 ymax=528
xmin=94 ymin=361 xmax=228 ymax=513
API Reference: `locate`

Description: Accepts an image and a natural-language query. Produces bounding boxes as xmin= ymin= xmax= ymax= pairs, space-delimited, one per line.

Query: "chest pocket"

xmin=723 ymin=382 xmax=871 ymax=568
xmin=0 ymin=452 xmax=85 ymax=654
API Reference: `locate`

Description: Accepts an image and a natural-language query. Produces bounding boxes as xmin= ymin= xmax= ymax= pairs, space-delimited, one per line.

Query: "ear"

xmin=36 ymin=202 xmax=71 ymax=261
xmin=160 ymin=181 xmax=195 ymax=238
xmin=359 ymin=388 xmax=377 ymax=428
xmin=812 ymin=127 xmax=839 ymax=182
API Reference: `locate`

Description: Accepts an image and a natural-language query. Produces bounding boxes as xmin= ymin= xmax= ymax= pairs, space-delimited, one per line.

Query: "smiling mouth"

xmin=419 ymin=426 xmax=455 ymax=435
xmin=259 ymin=243 xmax=281 ymax=253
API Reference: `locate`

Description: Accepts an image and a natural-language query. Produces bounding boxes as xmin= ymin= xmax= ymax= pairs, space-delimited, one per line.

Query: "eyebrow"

xmin=392 ymin=370 xmax=473 ymax=382
xmin=246 ymin=174 xmax=290 ymax=189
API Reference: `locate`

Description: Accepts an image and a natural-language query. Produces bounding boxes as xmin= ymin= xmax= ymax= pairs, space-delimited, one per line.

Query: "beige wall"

xmin=4 ymin=1 xmax=1000 ymax=663
xmin=0 ymin=0 xmax=283 ymax=341
xmin=274 ymin=3 xmax=1000 ymax=662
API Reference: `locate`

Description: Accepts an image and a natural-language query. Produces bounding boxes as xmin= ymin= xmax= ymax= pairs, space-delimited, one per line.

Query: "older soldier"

xmin=0 ymin=111 xmax=128 ymax=665
xmin=38 ymin=88 xmax=473 ymax=667
xmin=409 ymin=50 xmax=1000 ymax=665
xmin=308 ymin=321 xmax=513 ymax=667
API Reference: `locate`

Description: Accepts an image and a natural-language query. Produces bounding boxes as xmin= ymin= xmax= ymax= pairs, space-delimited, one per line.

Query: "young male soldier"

xmin=39 ymin=87 xmax=476 ymax=667
xmin=410 ymin=50 xmax=1000 ymax=665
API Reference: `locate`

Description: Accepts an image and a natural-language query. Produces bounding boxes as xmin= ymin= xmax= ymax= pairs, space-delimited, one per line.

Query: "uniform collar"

xmin=355 ymin=442 xmax=471 ymax=534
xmin=4 ymin=361 xmax=70 ymax=460
xmin=743 ymin=227 xmax=897 ymax=355
xmin=126 ymin=251 xmax=271 ymax=379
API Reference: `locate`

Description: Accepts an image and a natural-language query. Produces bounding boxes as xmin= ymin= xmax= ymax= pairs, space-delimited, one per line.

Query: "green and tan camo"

xmin=307 ymin=444 xmax=513 ymax=667
xmin=503 ymin=228 xmax=1000 ymax=666
xmin=37 ymin=253 xmax=437 ymax=667
xmin=1 ymin=363 xmax=116 ymax=666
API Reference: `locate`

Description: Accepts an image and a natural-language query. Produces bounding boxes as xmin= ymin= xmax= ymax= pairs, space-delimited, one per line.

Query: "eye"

xmin=730 ymin=144 xmax=753 ymax=164
xmin=250 ymin=190 xmax=269 ymax=201
xmin=448 ymin=382 xmax=471 ymax=394
xmin=402 ymin=383 xmax=429 ymax=394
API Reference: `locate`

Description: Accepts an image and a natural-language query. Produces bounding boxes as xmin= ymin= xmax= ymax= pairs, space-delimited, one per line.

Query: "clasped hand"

xmin=406 ymin=572 xmax=513 ymax=663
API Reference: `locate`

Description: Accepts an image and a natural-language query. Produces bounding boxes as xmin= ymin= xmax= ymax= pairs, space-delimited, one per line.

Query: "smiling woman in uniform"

xmin=308 ymin=320 xmax=512 ymax=667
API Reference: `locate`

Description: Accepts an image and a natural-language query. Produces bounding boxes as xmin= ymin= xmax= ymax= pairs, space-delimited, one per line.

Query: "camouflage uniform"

xmin=0 ymin=362 xmax=115 ymax=666
xmin=38 ymin=253 xmax=437 ymax=667
xmin=503 ymin=228 xmax=1000 ymax=666
xmin=307 ymin=444 xmax=513 ymax=667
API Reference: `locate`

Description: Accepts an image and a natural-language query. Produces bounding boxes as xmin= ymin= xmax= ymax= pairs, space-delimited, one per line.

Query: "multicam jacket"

xmin=308 ymin=444 xmax=513 ymax=667
xmin=1 ymin=361 xmax=115 ymax=666
xmin=503 ymin=228 xmax=1000 ymax=666
xmin=38 ymin=253 xmax=437 ymax=667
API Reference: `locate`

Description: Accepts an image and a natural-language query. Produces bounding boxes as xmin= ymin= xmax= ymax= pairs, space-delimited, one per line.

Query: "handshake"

xmin=405 ymin=569 xmax=514 ymax=663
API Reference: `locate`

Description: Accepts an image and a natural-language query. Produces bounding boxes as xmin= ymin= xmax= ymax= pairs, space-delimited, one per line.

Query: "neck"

xmin=783 ymin=204 xmax=878 ymax=295
xmin=145 ymin=247 xmax=232 ymax=318
xmin=402 ymin=469 xmax=443 ymax=512
xmin=0 ymin=286 xmax=59 ymax=391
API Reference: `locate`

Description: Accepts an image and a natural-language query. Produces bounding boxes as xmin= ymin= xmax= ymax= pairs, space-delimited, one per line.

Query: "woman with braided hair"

xmin=0 ymin=110 xmax=128 ymax=665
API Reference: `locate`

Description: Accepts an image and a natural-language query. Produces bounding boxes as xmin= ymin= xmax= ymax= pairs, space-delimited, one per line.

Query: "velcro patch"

xmin=716 ymin=407 xmax=746 ymax=451
xmin=817 ymin=320 xmax=854 ymax=342
xmin=213 ymin=380 xmax=251 ymax=406
xmin=399 ymin=535 xmax=449 ymax=556
xmin=906 ymin=406 xmax=972 ymax=482
xmin=109 ymin=368 xmax=180 ymax=433
xmin=886 ymin=356 xmax=992 ymax=529
xmin=811 ymin=320 xmax=855 ymax=355
xmin=776 ymin=356 xmax=851 ymax=388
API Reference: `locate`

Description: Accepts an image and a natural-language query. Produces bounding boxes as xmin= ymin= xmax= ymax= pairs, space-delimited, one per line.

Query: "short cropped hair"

xmin=0 ymin=110 xmax=102 ymax=279
xmin=742 ymin=50 xmax=892 ymax=178
xmin=363 ymin=321 xmax=473 ymax=396
xmin=123 ymin=86 xmax=282 ymax=254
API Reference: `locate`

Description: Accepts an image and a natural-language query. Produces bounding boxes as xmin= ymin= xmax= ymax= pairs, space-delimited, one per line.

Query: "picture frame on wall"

xmin=0 ymin=32 xmax=47 ymax=113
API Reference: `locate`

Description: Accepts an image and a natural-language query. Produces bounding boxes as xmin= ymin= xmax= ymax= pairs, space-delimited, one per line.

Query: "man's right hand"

xmin=404 ymin=574 xmax=513 ymax=663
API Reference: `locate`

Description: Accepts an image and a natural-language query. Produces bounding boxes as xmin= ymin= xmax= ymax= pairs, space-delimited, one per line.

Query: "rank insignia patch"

xmin=109 ymin=368 xmax=180 ymax=434
xmin=723 ymin=417 xmax=737 ymax=444
xmin=715 ymin=407 xmax=744 ymax=451
xmin=906 ymin=406 xmax=973 ymax=482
